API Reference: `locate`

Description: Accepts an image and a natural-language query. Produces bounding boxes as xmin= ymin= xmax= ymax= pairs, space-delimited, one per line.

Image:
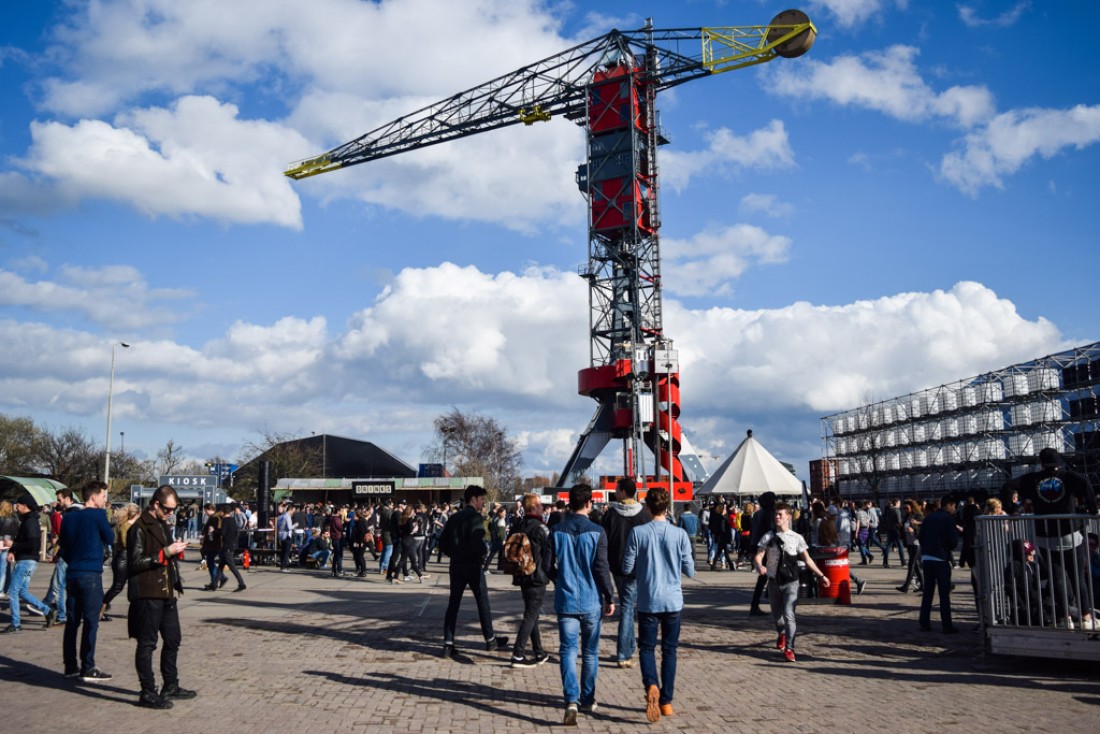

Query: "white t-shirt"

xmin=758 ymin=529 xmax=807 ymax=580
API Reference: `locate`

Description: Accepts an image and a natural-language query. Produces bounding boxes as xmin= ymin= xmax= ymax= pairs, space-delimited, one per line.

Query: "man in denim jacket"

xmin=550 ymin=484 xmax=615 ymax=726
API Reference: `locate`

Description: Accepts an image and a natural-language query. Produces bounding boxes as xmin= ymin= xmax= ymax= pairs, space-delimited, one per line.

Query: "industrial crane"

xmin=286 ymin=10 xmax=816 ymax=498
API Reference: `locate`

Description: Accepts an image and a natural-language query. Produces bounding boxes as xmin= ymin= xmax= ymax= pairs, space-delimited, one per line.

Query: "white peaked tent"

xmin=699 ymin=430 xmax=802 ymax=497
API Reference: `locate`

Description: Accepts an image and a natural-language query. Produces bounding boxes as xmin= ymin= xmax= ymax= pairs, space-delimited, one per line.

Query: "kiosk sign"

xmin=352 ymin=481 xmax=395 ymax=496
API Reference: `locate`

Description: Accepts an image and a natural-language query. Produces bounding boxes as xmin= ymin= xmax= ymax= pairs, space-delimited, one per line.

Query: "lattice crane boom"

xmin=285 ymin=11 xmax=816 ymax=496
xmin=285 ymin=14 xmax=815 ymax=179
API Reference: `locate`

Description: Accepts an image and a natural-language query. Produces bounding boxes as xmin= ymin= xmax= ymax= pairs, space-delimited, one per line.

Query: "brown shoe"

xmin=659 ymin=704 xmax=674 ymax=717
xmin=645 ymin=685 xmax=660 ymax=723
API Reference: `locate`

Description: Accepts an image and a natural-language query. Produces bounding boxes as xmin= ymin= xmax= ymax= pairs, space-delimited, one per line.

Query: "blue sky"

xmin=1 ymin=0 xmax=1097 ymax=484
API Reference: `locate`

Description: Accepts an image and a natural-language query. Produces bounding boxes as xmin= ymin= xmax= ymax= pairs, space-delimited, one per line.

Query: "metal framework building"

xmin=820 ymin=341 xmax=1100 ymax=499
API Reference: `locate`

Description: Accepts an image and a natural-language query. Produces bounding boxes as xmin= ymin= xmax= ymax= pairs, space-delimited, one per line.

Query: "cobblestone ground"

xmin=3 ymin=547 xmax=1098 ymax=734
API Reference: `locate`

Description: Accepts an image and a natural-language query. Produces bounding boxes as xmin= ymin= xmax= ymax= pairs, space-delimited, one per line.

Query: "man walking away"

xmin=58 ymin=481 xmax=114 ymax=681
xmin=601 ymin=477 xmax=651 ymax=668
xmin=550 ymin=484 xmax=616 ymax=726
xmin=622 ymin=488 xmax=694 ymax=722
xmin=882 ymin=498 xmax=906 ymax=568
xmin=440 ymin=485 xmax=508 ymax=658
xmin=918 ymin=495 xmax=961 ymax=634
xmin=217 ymin=504 xmax=247 ymax=592
xmin=128 ymin=485 xmax=196 ymax=709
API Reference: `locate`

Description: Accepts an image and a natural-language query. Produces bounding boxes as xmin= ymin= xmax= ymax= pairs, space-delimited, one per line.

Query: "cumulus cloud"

xmin=768 ymin=45 xmax=995 ymax=128
xmin=668 ymin=281 xmax=1063 ymax=415
xmin=661 ymin=120 xmax=795 ymax=192
xmin=0 ymin=258 xmax=1067 ymax=477
xmin=663 ymin=225 xmax=793 ymax=297
xmin=958 ymin=2 xmax=1030 ymax=28
xmin=15 ymin=96 xmax=308 ymax=228
xmin=939 ymin=104 xmax=1100 ymax=195
xmin=7 ymin=0 xmax=610 ymax=231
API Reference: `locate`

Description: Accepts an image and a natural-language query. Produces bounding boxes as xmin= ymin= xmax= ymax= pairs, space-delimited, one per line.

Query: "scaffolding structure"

xmin=820 ymin=341 xmax=1100 ymax=499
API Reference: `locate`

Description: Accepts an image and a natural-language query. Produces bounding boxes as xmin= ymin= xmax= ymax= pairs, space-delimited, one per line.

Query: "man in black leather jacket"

xmin=127 ymin=485 xmax=196 ymax=709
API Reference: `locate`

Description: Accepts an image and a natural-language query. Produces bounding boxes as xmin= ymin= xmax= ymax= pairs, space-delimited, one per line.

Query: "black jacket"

xmin=601 ymin=500 xmax=651 ymax=577
xmin=127 ymin=511 xmax=184 ymax=601
xmin=11 ymin=511 xmax=42 ymax=561
xmin=440 ymin=506 xmax=488 ymax=565
xmin=222 ymin=513 xmax=241 ymax=551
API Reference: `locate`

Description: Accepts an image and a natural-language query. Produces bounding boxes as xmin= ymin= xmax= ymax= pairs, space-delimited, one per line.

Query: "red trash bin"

xmin=814 ymin=546 xmax=851 ymax=604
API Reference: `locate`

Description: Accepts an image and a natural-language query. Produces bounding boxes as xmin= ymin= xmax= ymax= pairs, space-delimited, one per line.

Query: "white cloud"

xmin=668 ymin=281 xmax=1063 ymax=414
xmin=16 ymin=96 xmax=308 ymax=228
xmin=663 ymin=225 xmax=793 ymax=297
xmin=808 ymin=0 xmax=887 ymax=28
xmin=0 ymin=260 xmax=1066 ymax=477
xmin=661 ymin=120 xmax=795 ymax=192
xmin=739 ymin=193 xmax=795 ymax=219
xmin=769 ymin=45 xmax=995 ymax=128
xmin=958 ymin=2 xmax=1030 ymax=28
xmin=0 ymin=264 xmax=194 ymax=330
xmin=940 ymin=104 xmax=1100 ymax=195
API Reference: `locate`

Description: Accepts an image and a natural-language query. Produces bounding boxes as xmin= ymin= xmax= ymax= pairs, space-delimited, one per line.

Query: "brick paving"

xmin=2 ymin=548 xmax=1098 ymax=733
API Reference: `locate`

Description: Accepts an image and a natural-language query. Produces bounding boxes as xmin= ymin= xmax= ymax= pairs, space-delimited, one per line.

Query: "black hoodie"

xmin=601 ymin=500 xmax=651 ymax=577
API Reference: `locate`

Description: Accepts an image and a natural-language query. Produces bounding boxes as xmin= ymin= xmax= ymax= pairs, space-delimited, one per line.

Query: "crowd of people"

xmin=2 ymin=446 xmax=1098 ymax=724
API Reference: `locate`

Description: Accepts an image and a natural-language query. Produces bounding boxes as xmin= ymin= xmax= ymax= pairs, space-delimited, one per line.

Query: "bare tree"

xmin=233 ymin=429 xmax=323 ymax=500
xmin=156 ymin=439 xmax=186 ymax=476
xmin=426 ymin=409 xmax=523 ymax=502
xmin=33 ymin=425 xmax=100 ymax=487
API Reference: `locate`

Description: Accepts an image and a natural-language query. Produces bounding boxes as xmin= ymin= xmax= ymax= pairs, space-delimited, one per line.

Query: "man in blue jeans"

xmin=44 ymin=488 xmax=83 ymax=626
xmin=622 ymin=487 xmax=694 ymax=722
xmin=1 ymin=495 xmax=54 ymax=634
xmin=59 ymin=480 xmax=114 ymax=681
xmin=601 ymin=477 xmax=651 ymax=668
xmin=550 ymin=484 xmax=615 ymax=727
xmin=918 ymin=495 xmax=960 ymax=633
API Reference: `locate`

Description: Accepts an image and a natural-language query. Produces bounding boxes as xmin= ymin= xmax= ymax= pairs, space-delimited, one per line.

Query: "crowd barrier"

xmin=974 ymin=513 xmax=1100 ymax=661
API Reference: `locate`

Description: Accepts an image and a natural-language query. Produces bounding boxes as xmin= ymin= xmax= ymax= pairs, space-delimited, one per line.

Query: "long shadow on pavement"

xmin=304 ymin=668 xmax=638 ymax=726
xmin=0 ymin=654 xmax=135 ymax=704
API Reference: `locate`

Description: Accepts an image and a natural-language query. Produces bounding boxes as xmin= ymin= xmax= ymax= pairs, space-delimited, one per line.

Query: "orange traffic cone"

xmin=242 ymin=549 xmax=251 ymax=569
xmin=836 ymin=579 xmax=852 ymax=605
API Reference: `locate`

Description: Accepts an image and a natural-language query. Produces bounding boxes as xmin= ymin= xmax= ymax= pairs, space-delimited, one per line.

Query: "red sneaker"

xmin=784 ymin=648 xmax=796 ymax=663
xmin=776 ymin=633 xmax=786 ymax=651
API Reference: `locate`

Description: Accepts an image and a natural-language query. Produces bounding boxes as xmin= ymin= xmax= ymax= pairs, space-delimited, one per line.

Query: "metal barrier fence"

xmin=975 ymin=513 xmax=1100 ymax=636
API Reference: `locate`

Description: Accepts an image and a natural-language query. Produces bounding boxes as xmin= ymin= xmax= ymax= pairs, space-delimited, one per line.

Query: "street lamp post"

xmin=104 ymin=341 xmax=131 ymax=488
xmin=120 ymin=431 xmax=125 ymax=454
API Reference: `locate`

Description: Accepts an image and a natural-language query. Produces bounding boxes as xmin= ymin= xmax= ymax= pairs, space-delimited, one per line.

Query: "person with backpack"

xmin=506 ymin=493 xmax=552 ymax=668
xmin=753 ymin=501 xmax=830 ymax=663
xmin=601 ymin=477 xmax=651 ymax=668
xmin=439 ymin=485 xmax=508 ymax=658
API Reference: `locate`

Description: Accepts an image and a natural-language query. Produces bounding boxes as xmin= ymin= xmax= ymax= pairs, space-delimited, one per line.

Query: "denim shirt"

xmin=550 ymin=513 xmax=614 ymax=615
xmin=622 ymin=520 xmax=695 ymax=613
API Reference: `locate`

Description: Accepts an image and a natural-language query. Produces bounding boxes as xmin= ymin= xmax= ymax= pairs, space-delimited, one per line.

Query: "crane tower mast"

xmin=286 ymin=10 xmax=816 ymax=494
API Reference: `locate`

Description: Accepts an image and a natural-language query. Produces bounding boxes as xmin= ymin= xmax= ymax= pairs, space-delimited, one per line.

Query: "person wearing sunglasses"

xmin=127 ymin=485 xmax=195 ymax=709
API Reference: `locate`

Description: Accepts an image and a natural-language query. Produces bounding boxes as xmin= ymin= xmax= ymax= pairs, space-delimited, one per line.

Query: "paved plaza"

xmin=3 ymin=547 xmax=1098 ymax=734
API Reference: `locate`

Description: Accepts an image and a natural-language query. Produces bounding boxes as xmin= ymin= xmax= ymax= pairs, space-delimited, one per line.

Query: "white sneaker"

xmin=1056 ymin=617 xmax=1075 ymax=630
xmin=1080 ymin=616 xmax=1099 ymax=631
